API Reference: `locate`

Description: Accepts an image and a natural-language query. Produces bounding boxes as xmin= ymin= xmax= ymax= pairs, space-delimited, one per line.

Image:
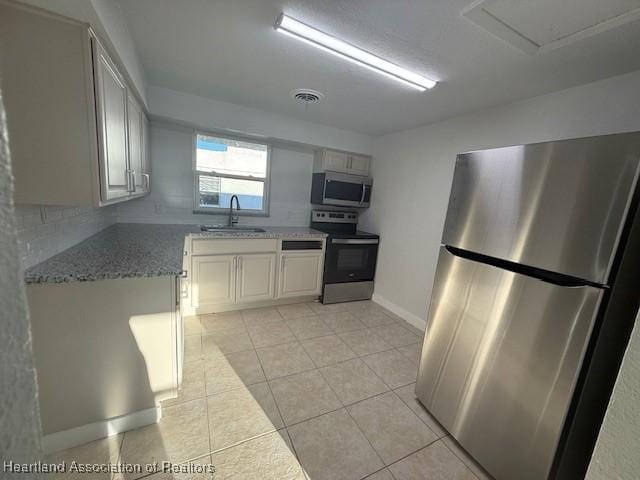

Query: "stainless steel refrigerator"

xmin=416 ymin=132 xmax=640 ymax=480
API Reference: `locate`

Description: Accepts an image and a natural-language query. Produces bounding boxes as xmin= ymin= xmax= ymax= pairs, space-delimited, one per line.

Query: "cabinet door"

xmin=348 ymin=155 xmax=370 ymax=176
xmin=93 ymin=39 xmax=130 ymax=201
xmin=192 ymin=255 xmax=236 ymax=307
xmin=278 ymin=252 xmax=323 ymax=298
xmin=237 ymin=254 xmax=276 ymax=304
xmin=323 ymin=151 xmax=351 ymax=173
xmin=140 ymin=114 xmax=151 ymax=193
xmin=127 ymin=93 xmax=144 ymax=193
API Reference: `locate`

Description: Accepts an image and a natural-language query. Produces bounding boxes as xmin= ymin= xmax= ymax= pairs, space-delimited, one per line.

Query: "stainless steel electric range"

xmin=310 ymin=210 xmax=380 ymax=304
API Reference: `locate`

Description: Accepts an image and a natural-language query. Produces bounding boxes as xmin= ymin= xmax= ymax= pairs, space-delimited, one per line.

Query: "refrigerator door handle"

xmin=444 ymin=245 xmax=607 ymax=289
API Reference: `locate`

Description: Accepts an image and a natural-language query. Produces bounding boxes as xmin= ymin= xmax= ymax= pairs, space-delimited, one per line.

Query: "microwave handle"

xmin=360 ymin=183 xmax=366 ymax=204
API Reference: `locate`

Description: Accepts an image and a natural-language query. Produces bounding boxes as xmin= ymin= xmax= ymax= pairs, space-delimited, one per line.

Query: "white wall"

xmin=360 ymin=68 xmax=640 ymax=325
xmin=117 ymin=123 xmax=315 ymax=226
xmin=586 ymin=310 xmax=640 ymax=480
xmin=21 ymin=0 xmax=147 ymax=105
xmin=90 ymin=0 xmax=147 ymax=105
xmin=127 ymin=86 xmax=374 ymax=227
xmin=149 ymin=86 xmax=373 ymax=155
xmin=0 ymin=82 xmax=44 ymax=473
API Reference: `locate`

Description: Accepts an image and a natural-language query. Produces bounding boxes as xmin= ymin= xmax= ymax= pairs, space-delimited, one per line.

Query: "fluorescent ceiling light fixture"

xmin=275 ymin=14 xmax=436 ymax=92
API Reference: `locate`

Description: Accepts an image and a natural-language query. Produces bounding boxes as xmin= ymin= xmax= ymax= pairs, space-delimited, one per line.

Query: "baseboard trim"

xmin=42 ymin=405 xmax=162 ymax=454
xmin=193 ymin=296 xmax=319 ymax=315
xmin=372 ymin=293 xmax=426 ymax=332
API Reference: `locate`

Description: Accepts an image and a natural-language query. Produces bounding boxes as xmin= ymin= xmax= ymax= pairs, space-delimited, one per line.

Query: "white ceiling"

xmin=118 ymin=0 xmax=640 ymax=136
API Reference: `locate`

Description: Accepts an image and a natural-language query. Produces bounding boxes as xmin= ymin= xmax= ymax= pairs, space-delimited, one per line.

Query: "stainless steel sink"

xmin=200 ymin=225 xmax=266 ymax=233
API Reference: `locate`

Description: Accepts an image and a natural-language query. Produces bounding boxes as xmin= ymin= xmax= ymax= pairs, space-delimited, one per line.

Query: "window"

xmin=194 ymin=133 xmax=270 ymax=215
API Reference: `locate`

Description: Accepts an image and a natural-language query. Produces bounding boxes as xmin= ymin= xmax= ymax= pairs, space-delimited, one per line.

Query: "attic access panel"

xmin=462 ymin=0 xmax=640 ymax=54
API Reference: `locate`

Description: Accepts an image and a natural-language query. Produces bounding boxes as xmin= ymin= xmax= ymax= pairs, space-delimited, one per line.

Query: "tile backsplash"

xmin=14 ymin=204 xmax=117 ymax=269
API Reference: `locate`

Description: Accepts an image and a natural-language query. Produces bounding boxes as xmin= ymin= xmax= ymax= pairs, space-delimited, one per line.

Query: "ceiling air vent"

xmin=291 ymin=89 xmax=325 ymax=104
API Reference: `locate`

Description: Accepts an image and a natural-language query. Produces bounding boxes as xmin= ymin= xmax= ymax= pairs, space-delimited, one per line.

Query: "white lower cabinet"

xmin=278 ymin=252 xmax=324 ymax=298
xmin=237 ymin=254 xmax=276 ymax=304
xmin=190 ymin=238 xmax=325 ymax=313
xmin=192 ymin=255 xmax=237 ymax=308
xmin=27 ymin=276 xmax=179 ymax=439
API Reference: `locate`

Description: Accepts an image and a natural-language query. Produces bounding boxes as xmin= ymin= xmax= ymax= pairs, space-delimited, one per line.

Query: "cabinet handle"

xmin=125 ymin=168 xmax=136 ymax=193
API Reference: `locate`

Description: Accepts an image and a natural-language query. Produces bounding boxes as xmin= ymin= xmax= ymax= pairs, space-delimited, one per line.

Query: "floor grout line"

xmin=391 ymin=385 xmax=449 ymax=436
xmin=440 ymin=436 xmax=488 ymax=480
xmin=168 ymin=338 xmax=420 ymax=408
xmin=161 ymin=354 xmax=419 ymax=412
xmin=244 ymin=318 xmax=289 ymax=437
xmin=328 ymin=372 xmax=438 ymax=475
xmin=296 ymin=335 xmax=389 ymax=475
xmin=201 ymin=326 xmax=215 ymax=469
xmin=240 ymin=314 xmax=305 ymax=470
xmin=381 ymin=437 xmax=442 ymax=473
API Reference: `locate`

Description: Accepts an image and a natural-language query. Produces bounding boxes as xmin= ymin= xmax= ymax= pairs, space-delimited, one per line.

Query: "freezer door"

xmin=416 ymin=247 xmax=603 ymax=480
xmin=443 ymin=132 xmax=640 ymax=284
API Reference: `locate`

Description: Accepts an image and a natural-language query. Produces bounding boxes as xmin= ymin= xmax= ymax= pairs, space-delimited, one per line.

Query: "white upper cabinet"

xmin=94 ymin=39 xmax=130 ymax=201
xmin=323 ymin=151 xmax=351 ymax=173
xmin=348 ymin=154 xmax=371 ymax=176
xmin=314 ymin=149 xmax=371 ymax=176
xmin=0 ymin=2 xmax=150 ymax=206
xmin=141 ymin=115 xmax=151 ymax=194
xmin=126 ymin=91 xmax=150 ymax=195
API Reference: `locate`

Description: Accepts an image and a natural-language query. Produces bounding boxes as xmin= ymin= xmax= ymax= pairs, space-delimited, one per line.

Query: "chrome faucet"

xmin=228 ymin=195 xmax=241 ymax=227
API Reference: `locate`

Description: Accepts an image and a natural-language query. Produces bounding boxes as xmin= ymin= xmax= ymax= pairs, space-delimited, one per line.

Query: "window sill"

xmin=192 ymin=209 xmax=270 ymax=218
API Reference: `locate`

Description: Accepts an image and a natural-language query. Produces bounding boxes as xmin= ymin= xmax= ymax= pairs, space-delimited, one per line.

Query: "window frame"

xmin=192 ymin=131 xmax=272 ymax=217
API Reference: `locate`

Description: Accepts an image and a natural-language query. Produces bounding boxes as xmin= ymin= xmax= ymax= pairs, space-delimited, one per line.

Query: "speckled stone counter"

xmin=24 ymin=223 xmax=327 ymax=284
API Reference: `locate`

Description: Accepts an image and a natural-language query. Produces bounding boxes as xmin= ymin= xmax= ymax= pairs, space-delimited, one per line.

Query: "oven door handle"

xmin=331 ymin=238 xmax=379 ymax=245
xmin=360 ymin=183 xmax=366 ymax=204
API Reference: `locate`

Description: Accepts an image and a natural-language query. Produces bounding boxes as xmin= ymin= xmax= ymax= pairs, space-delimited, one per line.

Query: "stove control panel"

xmin=311 ymin=210 xmax=358 ymax=224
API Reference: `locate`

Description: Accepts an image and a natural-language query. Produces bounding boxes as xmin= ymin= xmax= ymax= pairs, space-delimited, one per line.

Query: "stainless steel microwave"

xmin=311 ymin=171 xmax=373 ymax=208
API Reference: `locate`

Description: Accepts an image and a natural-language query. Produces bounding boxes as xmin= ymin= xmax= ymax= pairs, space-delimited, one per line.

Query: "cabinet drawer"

xmin=192 ymin=238 xmax=278 ymax=255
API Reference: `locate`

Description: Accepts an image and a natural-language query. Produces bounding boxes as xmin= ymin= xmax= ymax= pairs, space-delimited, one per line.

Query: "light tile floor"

xmin=47 ymin=300 xmax=493 ymax=480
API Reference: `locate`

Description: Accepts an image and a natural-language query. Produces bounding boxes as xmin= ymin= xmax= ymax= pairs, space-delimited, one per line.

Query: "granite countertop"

xmin=24 ymin=223 xmax=327 ymax=284
xmin=190 ymin=226 xmax=328 ymax=239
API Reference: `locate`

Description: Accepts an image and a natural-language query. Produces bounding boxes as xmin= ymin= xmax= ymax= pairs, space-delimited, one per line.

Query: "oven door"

xmin=322 ymin=172 xmax=373 ymax=208
xmin=324 ymin=238 xmax=379 ymax=283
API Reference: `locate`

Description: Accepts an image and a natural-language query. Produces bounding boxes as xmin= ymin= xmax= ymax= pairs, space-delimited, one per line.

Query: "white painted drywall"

xmin=586 ymin=309 xmax=640 ymax=480
xmin=89 ymin=0 xmax=146 ymax=104
xmin=148 ymin=86 xmax=373 ymax=155
xmin=0 ymin=81 xmax=44 ymax=474
xmin=116 ymin=122 xmax=316 ymax=226
xmin=20 ymin=0 xmax=147 ymax=105
xmin=359 ymin=68 xmax=640 ymax=325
